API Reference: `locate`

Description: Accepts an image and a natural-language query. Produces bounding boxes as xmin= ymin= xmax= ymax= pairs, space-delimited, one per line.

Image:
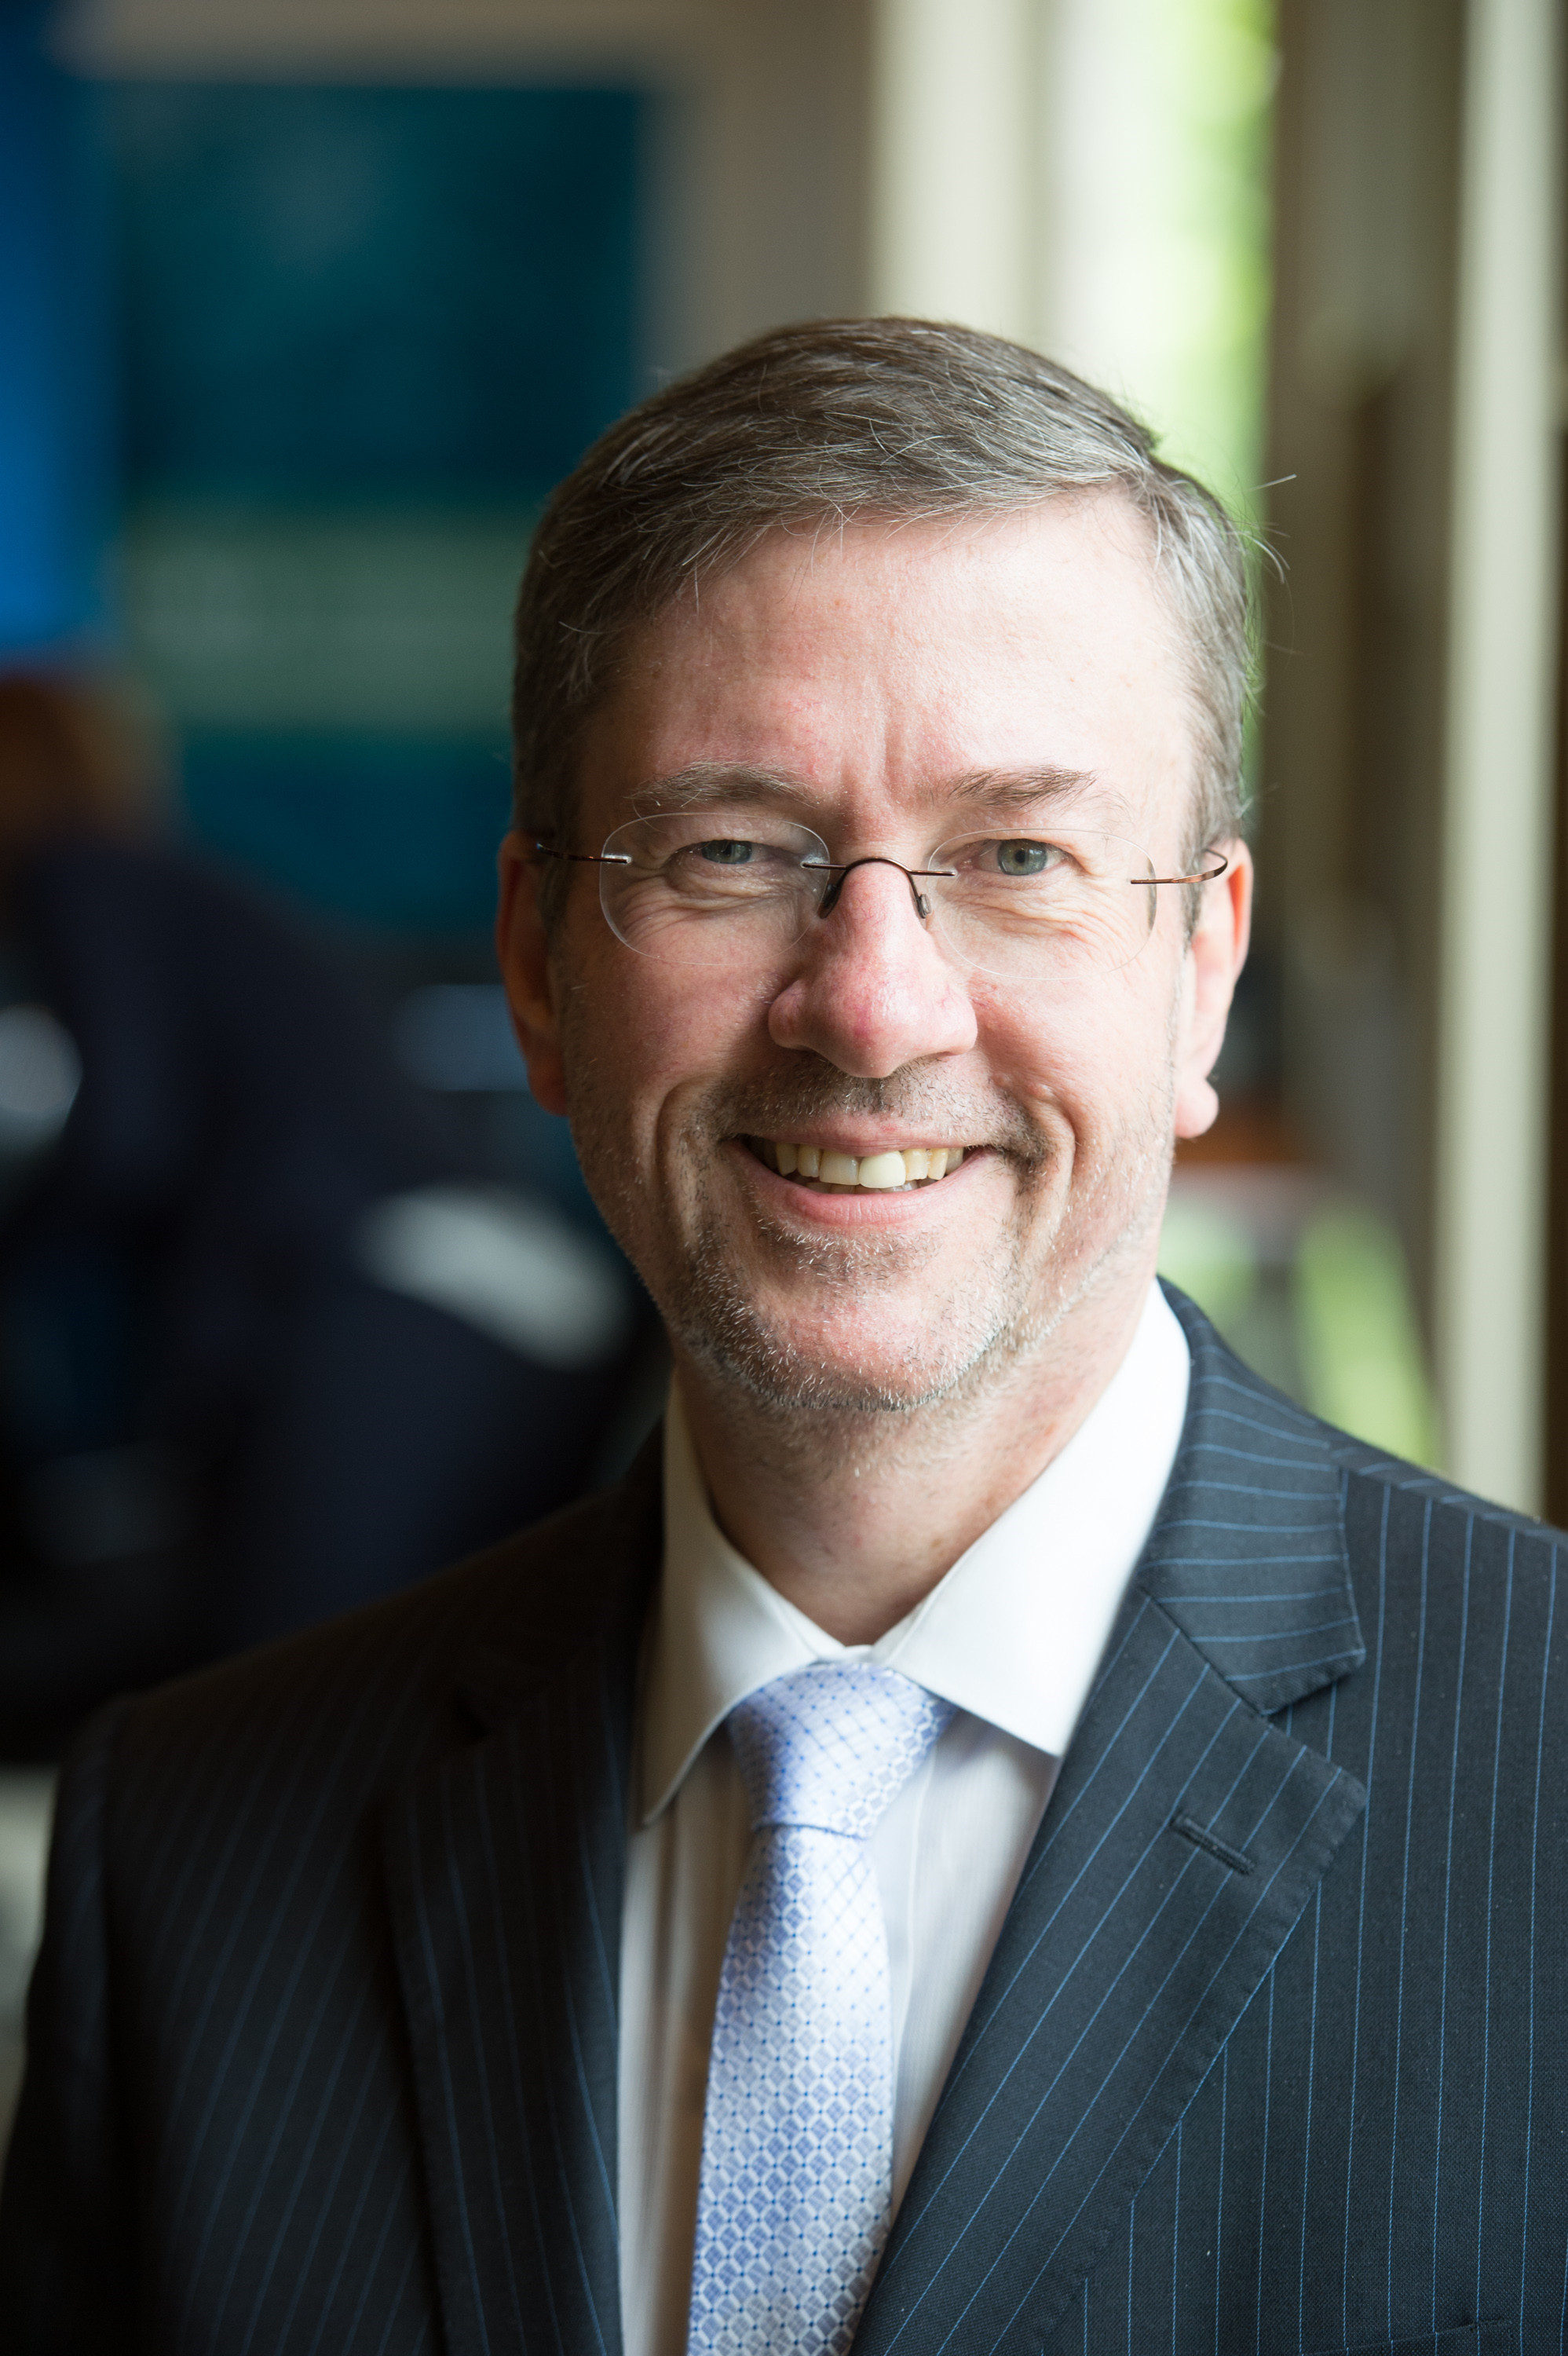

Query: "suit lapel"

xmin=383 ymin=1451 xmax=662 ymax=2356
xmin=857 ymin=1292 xmax=1371 ymax=2356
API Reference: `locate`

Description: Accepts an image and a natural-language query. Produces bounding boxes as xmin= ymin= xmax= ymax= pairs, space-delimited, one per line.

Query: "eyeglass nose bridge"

xmin=803 ymin=853 xmax=954 ymax=927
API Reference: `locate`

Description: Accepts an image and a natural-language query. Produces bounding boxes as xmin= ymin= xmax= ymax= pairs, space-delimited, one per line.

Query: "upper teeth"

xmin=762 ymin=1142 xmax=965 ymax=1188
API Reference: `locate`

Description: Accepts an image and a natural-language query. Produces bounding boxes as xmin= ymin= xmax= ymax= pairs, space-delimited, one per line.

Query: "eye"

xmin=993 ymin=839 xmax=1063 ymax=878
xmin=695 ymin=838 xmax=757 ymax=865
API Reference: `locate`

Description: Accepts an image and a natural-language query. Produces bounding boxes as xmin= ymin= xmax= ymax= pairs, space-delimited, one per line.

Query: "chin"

xmin=692 ymin=1337 xmax=967 ymax=1418
xmin=671 ymin=1278 xmax=1029 ymax=1419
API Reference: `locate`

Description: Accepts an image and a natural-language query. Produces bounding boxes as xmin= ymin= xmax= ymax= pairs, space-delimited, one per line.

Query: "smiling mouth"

xmin=746 ymin=1138 xmax=970 ymax=1194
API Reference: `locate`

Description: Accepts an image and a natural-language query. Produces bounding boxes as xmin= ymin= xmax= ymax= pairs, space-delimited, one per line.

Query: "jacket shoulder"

xmin=1329 ymin=1427 xmax=1566 ymax=1546
xmin=1165 ymin=1276 xmax=1566 ymax=1564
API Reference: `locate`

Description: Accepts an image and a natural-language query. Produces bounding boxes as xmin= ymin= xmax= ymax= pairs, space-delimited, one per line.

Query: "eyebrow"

xmin=942 ymin=766 xmax=1102 ymax=814
xmin=626 ymin=761 xmax=1106 ymax=821
xmin=628 ymin=763 xmax=803 ymax=815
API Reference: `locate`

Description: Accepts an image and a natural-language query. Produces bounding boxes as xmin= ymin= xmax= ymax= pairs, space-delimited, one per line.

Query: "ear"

xmin=496 ymin=831 xmax=568 ymax=1115
xmin=1172 ymin=839 xmax=1253 ymax=1140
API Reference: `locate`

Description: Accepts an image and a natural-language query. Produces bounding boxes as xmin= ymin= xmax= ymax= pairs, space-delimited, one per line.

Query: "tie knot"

xmin=728 ymin=1661 xmax=954 ymax=1842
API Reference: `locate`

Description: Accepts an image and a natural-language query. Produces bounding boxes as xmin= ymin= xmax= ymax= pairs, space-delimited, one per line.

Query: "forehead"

xmin=576 ymin=496 xmax=1196 ymax=840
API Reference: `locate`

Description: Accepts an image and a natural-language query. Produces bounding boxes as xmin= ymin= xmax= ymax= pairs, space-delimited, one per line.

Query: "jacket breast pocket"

xmin=1306 ymin=2328 xmax=1514 ymax=2356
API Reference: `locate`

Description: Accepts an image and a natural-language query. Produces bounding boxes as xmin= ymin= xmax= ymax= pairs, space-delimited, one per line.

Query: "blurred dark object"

xmin=0 ymin=675 xmax=653 ymax=1759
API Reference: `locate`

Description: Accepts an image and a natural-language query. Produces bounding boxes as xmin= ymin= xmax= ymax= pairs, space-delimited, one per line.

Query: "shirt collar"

xmin=639 ymin=1281 xmax=1191 ymax=1824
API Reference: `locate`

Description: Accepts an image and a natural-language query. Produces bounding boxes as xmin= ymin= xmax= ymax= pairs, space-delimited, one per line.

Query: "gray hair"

xmin=512 ymin=316 xmax=1252 ymax=898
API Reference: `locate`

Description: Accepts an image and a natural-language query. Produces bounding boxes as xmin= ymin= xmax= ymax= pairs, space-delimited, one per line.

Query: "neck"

xmin=672 ymin=1264 xmax=1157 ymax=1645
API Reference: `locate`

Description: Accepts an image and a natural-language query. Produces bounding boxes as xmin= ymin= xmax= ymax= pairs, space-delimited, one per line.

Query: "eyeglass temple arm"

xmin=1143 ymin=851 xmax=1230 ymax=886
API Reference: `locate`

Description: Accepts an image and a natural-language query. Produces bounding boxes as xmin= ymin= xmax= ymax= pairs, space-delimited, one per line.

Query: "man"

xmin=2 ymin=320 xmax=1563 ymax=2356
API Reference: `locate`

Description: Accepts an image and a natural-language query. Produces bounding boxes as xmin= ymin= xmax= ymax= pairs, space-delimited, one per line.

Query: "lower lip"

xmin=728 ymin=1140 xmax=984 ymax=1224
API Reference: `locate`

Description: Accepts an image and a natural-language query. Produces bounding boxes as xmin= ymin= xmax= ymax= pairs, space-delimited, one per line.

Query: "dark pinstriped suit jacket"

xmin=2 ymin=1289 xmax=1564 ymax=2356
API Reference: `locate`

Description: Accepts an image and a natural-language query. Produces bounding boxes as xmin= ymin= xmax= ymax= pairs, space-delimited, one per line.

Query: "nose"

xmin=766 ymin=856 xmax=978 ymax=1077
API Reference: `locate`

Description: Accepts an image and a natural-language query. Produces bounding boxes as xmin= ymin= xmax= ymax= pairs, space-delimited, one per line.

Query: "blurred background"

xmin=0 ymin=0 xmax=1563 ymax=2135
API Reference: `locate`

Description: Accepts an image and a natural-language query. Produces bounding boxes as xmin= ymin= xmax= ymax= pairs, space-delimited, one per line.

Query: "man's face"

xmin=500 ymin=497 xmax=1249 ymax=1414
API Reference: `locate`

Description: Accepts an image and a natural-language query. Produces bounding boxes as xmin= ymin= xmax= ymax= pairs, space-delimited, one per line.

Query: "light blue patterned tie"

xmin=686 ymin=1661 xmax=956 ymax=2356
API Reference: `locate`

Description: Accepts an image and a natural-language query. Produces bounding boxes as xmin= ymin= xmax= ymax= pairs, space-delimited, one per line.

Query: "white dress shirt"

xmin=617 ymin=1282 xmax=1192 ymax=2356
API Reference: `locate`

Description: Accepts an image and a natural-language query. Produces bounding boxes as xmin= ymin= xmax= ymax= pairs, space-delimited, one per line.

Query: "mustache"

xmin=696 ymin=1063 xmax=1048 ymax=1162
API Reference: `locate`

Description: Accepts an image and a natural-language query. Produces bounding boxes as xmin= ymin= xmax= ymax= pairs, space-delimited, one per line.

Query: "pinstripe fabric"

xmin=1032 ymin=1376 xmax=1568 ymax=2356
xmin=382 ymin=1608 xmax=639 ymax=2356
xmin=2 ymin=1286 xmax=1564 ymax=2355
xmin=0 ymin=1447 xmax=662 ymax=2356
xmin=853 ymin=1293 xmax=1566 ymax=2356
xmin=853 ymin=1425 xmax=1368 ymax=2354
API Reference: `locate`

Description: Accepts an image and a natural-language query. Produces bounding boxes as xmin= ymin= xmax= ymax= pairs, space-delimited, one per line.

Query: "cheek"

xmin=981 ymin=960 xmax=1178 ymax=1136
xmin=558 ymin=938 xmax=762 ymax=1154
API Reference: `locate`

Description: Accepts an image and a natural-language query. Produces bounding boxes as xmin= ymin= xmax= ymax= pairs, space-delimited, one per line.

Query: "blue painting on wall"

xmin=114 ymin=82 xmax=643 ymax=499
xmin=110 ymin=82 xmax=644 ymax=931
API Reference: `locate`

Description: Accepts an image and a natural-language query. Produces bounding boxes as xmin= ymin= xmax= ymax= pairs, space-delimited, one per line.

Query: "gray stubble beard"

xmin=568 ymin=1026 xmax=1179 ymax=1451
xmin=649 ymin=1077 xmax=1175 ymax=1435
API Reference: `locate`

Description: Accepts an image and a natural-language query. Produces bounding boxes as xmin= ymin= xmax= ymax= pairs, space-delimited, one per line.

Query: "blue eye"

xmin=696 ymin=839 xmax=756 ymax=865
xmin=996 ymin=840 xmax=1055 ymax=877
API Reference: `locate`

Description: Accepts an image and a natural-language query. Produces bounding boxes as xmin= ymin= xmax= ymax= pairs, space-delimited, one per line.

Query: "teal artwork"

xmin=0 ymin=5 xmax=113 ymax=654
xmin=114 ymin=82 xmax=642 ymax=498
xmin=111 ymin=82 xmax=644 ymax=928
xmin=180 ymin=737 xmax=516 ymax=934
